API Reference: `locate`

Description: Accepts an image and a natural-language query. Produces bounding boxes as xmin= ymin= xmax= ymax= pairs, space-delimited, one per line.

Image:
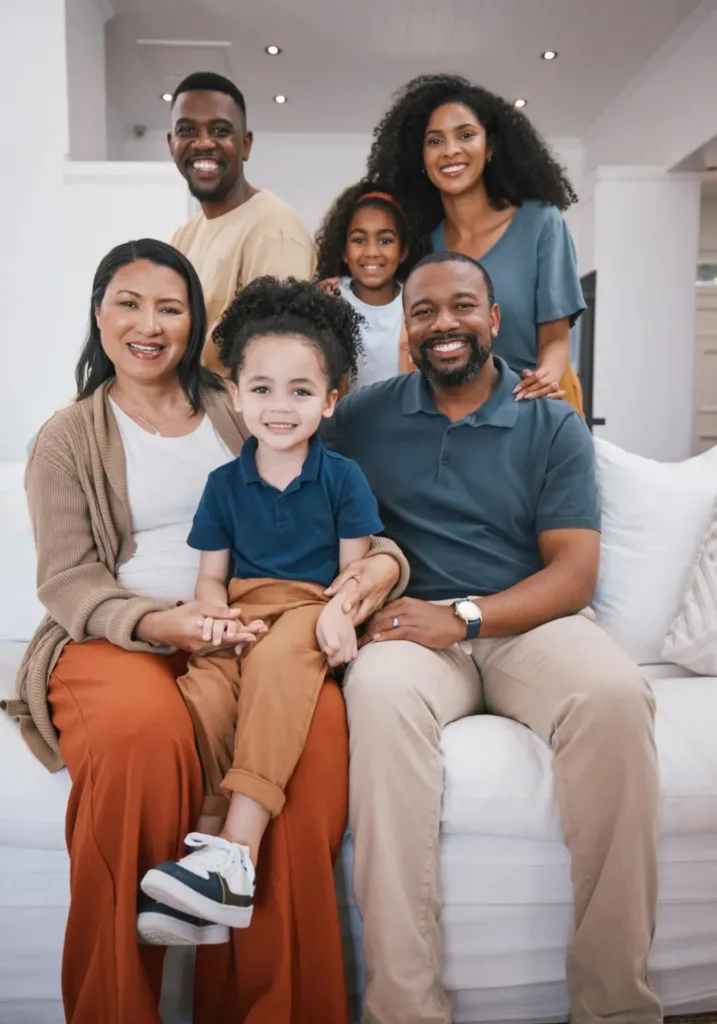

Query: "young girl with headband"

xmin=315 ymin=182 xmax=425 ymax=392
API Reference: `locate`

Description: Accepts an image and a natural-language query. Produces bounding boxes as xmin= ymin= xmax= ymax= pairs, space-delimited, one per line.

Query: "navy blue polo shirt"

xmin=188 ymin=434 xmax=383 ymax=587
xmin=323 ymin=358 xmax=600 ymax=600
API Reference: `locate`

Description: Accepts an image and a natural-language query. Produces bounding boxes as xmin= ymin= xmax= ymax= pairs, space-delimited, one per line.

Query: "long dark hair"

xmin=75 ymin=238 xmax=221 ymax=412
xmin=366 ymin=74 xmax=577 ymax=238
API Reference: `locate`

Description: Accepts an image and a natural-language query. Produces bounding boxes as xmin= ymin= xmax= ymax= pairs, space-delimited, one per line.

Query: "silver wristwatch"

xmin=452 ymin=597 xmax=482 ymax=640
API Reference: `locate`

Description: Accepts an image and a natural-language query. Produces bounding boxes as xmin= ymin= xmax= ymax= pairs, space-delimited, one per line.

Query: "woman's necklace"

xmin=110 ymin=385 xmax=193 ymax=437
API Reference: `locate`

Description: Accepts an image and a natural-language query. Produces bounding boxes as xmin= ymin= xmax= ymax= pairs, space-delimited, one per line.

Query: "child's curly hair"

xmin=315 ymin=179 xmax=427 ymax=283
xmin=213 ymin=276 xmax=365 ymax=389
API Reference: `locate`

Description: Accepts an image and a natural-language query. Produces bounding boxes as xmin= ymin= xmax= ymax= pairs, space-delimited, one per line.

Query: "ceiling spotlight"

xmin=513 ymin=98 xmax=527 ymax=109
xmin=265 ymin=45 xmax=281 ymax=55
xmin=274 ymin=94 xmax=287 ymax=104
xmin=161 ymin=92 xmax=172 ymax=102
xmin=541 ymin=50 xmax=557 ymax=60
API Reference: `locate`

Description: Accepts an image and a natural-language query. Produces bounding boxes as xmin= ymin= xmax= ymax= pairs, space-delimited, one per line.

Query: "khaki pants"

xmin=178 ymin=578 xmax=330 ymax=818
xmin=343 ymin=609 xmax=661 ymax=1024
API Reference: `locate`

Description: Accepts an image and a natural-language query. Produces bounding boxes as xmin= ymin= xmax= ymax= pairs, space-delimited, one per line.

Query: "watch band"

xmin=465 ymin=616 xmax=482 ymax=640
xmin=455 ymin=596 xmax=482 ymax=641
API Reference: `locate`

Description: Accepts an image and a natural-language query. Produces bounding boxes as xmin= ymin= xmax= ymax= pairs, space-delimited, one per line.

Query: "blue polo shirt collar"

xmin=239 ymin=432 xmax=323 ymax=489
xmin=401 ymin=357 xmax=520 ymax=429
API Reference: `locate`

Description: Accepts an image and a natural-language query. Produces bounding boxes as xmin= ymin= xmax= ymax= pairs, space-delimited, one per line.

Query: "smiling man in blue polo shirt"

xmin=327 ymin=252 xmax=661 ymax=1024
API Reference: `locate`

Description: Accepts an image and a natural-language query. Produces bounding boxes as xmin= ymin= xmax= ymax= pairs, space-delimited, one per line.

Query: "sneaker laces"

xmin=181 ymin=832 xmax=254 ymax=884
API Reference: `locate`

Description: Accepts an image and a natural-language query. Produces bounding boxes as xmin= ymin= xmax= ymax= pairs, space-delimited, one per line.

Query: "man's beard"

xmin=416 ymin=332 xmax=491 ymax=388
xmin=185 ymin=168 xmax=232 ymax=204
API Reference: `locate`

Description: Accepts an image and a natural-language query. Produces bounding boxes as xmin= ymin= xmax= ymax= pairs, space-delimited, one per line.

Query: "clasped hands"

xmin=196 ymin=607 xmax=268 ymax=654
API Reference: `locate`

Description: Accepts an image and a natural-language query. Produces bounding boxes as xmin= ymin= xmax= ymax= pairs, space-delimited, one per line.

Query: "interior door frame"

xmin=578 ymin=271 xmax=602 ymax=431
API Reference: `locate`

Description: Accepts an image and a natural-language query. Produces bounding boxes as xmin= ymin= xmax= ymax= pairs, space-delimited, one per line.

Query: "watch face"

xmin=456 ymin=600 xmax=481 ymax=622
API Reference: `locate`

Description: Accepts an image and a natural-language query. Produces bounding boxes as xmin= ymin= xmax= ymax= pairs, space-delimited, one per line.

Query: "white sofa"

xmin=1 ymin=439 xmax=716 ymax=1024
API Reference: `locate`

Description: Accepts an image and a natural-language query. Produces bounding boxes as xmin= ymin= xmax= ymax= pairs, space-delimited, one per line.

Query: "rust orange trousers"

xmin=48 ymin=639 xmax=350 ymax=1024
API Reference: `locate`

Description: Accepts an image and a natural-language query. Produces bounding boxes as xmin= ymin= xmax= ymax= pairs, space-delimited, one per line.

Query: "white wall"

xmin=0 ymin=0 xmax=71 ymax=461
xmin=583 ymin=2 xmax=717 ymax=174
xmin=565 ymin=188 xmax=596 ymax=276
xmin=244 ymin=133 xmax=372 ymax=235
xmin=592 ymin=168 xmax=702 ymax=461
xmin=65 ymin=0 xmax=110 ymax=160
xmin=0 ymin=160 xmax=188 ymax=461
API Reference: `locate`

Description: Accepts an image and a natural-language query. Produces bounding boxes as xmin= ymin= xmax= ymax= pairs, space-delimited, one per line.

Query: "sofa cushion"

xmin=2 ymin=638 xmax=717 ymax=852
xmin=441 ymin=673 xmax=717 ymax=841
xmin=0 ymin=464 xmax=45 ymax=643
xmin=0 ymin=643 xmax=69 ymax=851
xmin=662 ymin=500 xmax=717 ymax=676
xmin=593 ymin=440 xmax=717 ymax=665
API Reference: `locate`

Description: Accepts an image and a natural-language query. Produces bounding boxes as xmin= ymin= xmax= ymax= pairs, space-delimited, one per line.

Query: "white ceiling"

xmin=106 ymin=0 xmax=703 ymax=139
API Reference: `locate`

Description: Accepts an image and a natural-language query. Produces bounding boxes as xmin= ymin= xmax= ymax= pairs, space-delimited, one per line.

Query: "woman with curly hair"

xmin=366 ymin=74 xmax=586 ymax=413
xmin=315 ymin=181 xmax=426 ymax=391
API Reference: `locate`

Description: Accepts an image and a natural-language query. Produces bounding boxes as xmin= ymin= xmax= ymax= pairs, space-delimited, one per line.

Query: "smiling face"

xmin=94 ymin=260 xmax=191 ymax=386
xmin=230 ymin=335 xmax=338 ymax=452
xmin=423 ymin=102 xmax=490 ymax=198
xmin=343 ymin=203 xmax=406 ymax=293
xmin=168 ymin=90 xmax=252 ymax=203
xmin=404 ymin=259 xmax=499 ymax=388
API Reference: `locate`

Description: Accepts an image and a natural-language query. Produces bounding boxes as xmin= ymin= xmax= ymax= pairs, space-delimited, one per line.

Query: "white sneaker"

xmin=140 ymin=833 xmax=255 ymax=929
xmin=137 ymin=894 xmax=230 ymax=946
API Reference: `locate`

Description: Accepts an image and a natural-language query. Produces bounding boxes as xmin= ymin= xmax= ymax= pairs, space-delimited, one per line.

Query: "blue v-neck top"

xmin=430 ymin=200 xmax=585 ymax=374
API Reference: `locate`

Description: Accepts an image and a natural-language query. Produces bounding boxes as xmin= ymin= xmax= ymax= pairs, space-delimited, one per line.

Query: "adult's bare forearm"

xmin=478 ymin=563 xmax=596 ymax=639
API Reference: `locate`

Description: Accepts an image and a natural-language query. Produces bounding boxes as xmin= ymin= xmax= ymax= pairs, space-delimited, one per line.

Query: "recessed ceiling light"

xmin=265 ymin=45 xmax=282 ymax=55
xmin=541 ymin=50 xmax=558 ymax=60
xmin=274 ymin=94 xmax=287 ymax=104
xmin=514 ymin=98 xmax=527 ymax=109
xmin=161 ymin=92 xmax=172 ymax=102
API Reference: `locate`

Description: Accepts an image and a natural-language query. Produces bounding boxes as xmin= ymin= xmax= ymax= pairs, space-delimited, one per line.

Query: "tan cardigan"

xmin=3 ymin=382 xmax=409 ymax=773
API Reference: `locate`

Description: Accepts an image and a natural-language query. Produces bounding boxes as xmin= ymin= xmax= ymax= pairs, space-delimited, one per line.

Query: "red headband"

xmin=359 ymin=191 xmax=404 ymax=215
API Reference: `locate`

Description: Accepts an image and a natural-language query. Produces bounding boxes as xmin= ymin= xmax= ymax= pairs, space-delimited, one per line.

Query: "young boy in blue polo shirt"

xmin=141 ymin=277 xmax=382 ymax=942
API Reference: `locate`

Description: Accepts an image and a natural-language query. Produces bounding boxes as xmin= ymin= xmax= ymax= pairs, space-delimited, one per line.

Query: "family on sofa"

xmin=5 ymin=69 xmax=671 ymax=1024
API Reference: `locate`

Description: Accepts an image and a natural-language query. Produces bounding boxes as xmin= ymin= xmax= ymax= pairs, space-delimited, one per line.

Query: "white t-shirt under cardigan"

xmin=111 ymin=399 xmax=233 ymax=604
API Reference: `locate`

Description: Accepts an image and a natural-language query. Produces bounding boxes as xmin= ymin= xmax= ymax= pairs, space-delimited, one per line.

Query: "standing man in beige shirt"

xmin=169 ymin=71 xmax=316 ymax=374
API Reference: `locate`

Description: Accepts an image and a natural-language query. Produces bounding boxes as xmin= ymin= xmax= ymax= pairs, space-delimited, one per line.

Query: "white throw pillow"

xmin=0 ymin=463 xmax=45 ymax=642
xmin=661 ymin=502 xmax=717 ymax=675
xmin=593 ymin=440 xmax=717 ymax=665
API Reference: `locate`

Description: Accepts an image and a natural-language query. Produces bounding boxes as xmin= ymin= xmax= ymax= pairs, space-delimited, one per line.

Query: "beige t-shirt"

xmin=172 ymin=189 xmax=316 ymax=375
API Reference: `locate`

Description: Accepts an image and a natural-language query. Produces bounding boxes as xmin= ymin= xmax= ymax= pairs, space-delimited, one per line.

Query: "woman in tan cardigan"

xmin=9 ymin=238 xmax=406 ymax=1024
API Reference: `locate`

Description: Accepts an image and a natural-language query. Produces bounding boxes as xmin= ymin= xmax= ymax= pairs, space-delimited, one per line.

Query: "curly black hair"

xmin=213 ymin=276 xmax=365 ymax=389
xmin=315 ymin=179 xmax=427 ymax=282
xmin=366 ymin=74 xmax=577 ymax=237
